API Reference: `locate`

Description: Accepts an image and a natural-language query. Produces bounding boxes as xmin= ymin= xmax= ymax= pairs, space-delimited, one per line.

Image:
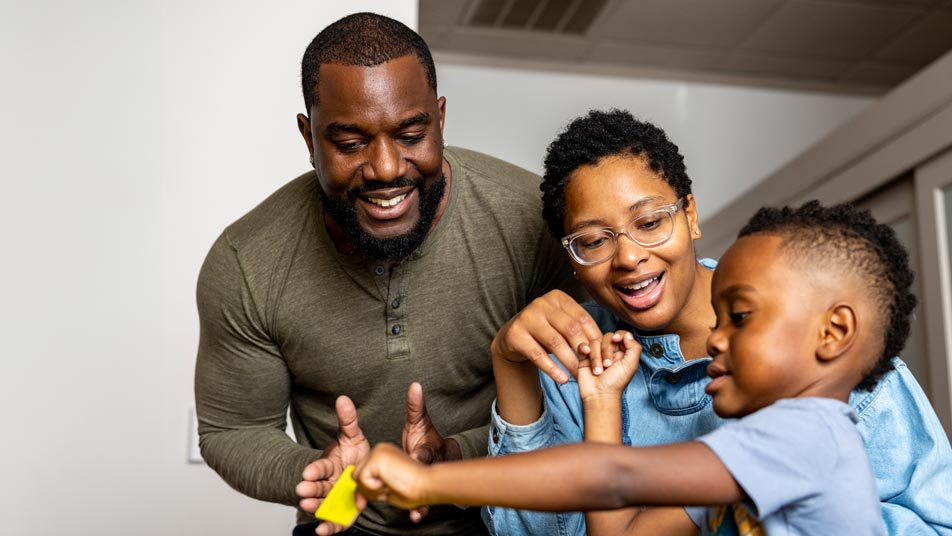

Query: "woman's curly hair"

xmin=541 ymin=109 xmax=692 ymax=238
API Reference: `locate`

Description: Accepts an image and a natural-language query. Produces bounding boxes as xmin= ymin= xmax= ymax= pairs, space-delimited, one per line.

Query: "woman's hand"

xmin=491 ymin=290 xmax=603 ymax=384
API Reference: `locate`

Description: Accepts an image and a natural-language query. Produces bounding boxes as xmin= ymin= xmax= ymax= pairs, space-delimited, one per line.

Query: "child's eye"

xmin=729 ymin=311 xmax=750 ymax=326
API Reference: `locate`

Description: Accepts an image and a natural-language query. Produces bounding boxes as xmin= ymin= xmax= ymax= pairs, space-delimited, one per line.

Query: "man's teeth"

xmin=367 ymin=194 xmax=407 ymax=208
xmin=623 ymin=275 xmax=659 ymax=291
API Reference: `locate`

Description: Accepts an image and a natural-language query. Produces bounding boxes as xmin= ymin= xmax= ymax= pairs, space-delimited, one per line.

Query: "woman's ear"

xmin=684 ymin=194 xmax=702 ymax=240
xmin=817 ymin=303 xmax=857 ymax=361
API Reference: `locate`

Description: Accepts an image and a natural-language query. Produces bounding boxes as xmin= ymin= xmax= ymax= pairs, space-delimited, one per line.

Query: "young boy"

xmin=352 ymin=201 xmax=916 ymax=535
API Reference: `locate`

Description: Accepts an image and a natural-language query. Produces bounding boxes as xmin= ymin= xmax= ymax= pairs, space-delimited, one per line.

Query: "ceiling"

xmin=420 ymin=0 xmax=952 ymax=94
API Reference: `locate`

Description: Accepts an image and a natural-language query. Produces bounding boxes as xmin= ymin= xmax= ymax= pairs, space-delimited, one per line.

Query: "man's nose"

xmin=365 ymin=139 xmax=407 ymax=183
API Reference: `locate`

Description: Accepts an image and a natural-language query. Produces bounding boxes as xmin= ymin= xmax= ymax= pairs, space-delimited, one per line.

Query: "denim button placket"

xmin=649 ymin=343 xmax=665 ymax=358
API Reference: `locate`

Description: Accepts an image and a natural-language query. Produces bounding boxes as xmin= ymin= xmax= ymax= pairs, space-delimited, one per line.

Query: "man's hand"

xmin=402 ymin=382 xmax=460 ymax=464
xmin=400 ymin=382 xmax=455 ymax=523
xmin=490 ymin=290 xmax=602 ymax=384
xmin=295 ymin=395 xmax=370 ymax=536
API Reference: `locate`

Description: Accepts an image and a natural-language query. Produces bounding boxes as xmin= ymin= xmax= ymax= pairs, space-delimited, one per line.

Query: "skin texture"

xmin=352 ymin=232 xmax=876 ymax=535
xmin=292 ymin=55 xmax=455 ymax=535
xmin=296 ymin=55 xmax=449 ymax=254
xmin=565 ymin=156 xmax=711 ymax=355
xmin=706 ymin=235 xmax=869 ymax=417
xmin=489 ymin=155 xmax=712 ymax=423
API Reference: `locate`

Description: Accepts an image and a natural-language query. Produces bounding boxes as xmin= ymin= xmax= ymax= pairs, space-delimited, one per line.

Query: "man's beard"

xmin=319 ymin=175 xmax=447 ymax=260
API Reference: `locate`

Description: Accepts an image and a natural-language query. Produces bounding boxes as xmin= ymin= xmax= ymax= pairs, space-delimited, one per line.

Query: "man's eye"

xmin=334 ymin=141 xmax=364 ymax=152
xmin=729 ymin=311 xmax=750 ymax=326
xmin=398 ymin=133 xmax=425 ymax=144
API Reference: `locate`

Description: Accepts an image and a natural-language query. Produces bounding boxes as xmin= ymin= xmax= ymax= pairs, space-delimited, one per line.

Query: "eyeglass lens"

xmin=570 ymin=210 xmax=675 ymax=264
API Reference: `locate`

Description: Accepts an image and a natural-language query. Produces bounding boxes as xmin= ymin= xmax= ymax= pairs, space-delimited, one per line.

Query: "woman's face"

xmin=562 ymin=155 xmax=702 ymax=332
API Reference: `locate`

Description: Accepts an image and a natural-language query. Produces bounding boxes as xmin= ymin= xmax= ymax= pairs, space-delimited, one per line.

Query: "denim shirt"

xmin=483 ymin=259 xmax=952 ymax=536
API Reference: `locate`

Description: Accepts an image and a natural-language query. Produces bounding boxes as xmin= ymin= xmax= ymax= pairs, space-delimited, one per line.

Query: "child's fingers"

xmin=600 ymin=332 xmax=620 ymax=368
xmin=576 ymin=340 xmax=591 ymax=356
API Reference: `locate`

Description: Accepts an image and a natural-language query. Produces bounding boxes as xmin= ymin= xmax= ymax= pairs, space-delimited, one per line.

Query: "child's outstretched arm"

xmin=354 ymin=439 xmax=743 ymax=515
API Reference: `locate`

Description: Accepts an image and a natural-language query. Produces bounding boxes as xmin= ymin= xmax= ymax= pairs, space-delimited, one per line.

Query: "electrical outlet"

xmin=188 ymin=408 xmax=205 ymax=464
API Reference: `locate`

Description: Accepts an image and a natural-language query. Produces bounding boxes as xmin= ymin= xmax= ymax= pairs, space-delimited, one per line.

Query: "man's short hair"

xmin=300 ymin=12 xmax=437 ymax=111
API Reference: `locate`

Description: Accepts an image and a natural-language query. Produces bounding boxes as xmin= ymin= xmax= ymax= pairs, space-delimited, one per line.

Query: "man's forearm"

xmin=201 ymin=427 xmax=320 ymax=505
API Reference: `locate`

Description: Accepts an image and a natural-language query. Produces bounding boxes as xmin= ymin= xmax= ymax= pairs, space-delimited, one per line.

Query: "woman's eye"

xmin=637 ymin=217 xmax=662 ymax=231
xmin=580 ymin=236 xmax=608 ymax=250
xmin=729 ymin=311 xmax=750 ymax=326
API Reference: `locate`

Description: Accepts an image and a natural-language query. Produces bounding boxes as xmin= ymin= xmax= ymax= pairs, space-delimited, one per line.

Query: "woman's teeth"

xmin=367 ymin=194 xmax=407 ymax=208
xmin=623 ymin=275 xmax=660 ymax=291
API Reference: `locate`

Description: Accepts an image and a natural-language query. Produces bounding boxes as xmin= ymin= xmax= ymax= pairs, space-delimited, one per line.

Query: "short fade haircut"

xmin=300 ymin=12 xmax=437 ymax=111
xmin=739 ymin=200 xmax=917 ymax=391
xmin=541 ymin=109 xmax=692 ymax=239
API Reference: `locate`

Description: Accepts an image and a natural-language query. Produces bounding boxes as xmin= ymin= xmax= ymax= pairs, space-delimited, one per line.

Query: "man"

xmin=194 ymin=12 xmax=583 ymax=536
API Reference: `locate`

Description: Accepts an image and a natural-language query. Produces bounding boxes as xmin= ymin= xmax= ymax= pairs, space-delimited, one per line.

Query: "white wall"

xmin=437 ymin=62 xmax=873 ymax=219
xmin=0 ymin=2 xmax=416 ymax=535
xmin=1 ymin=1 xmax=873 ymax=535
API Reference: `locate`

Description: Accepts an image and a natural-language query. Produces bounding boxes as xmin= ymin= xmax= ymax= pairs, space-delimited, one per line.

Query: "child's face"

xmin=705 ymin=234 xmax=826 ymax=418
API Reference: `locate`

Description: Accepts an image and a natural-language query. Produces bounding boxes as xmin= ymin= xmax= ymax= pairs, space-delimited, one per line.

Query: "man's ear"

xmin=817 ymin=303 xmax=857 ymax=361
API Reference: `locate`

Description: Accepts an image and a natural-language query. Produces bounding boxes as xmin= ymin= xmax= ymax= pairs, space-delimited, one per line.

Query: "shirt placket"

xmin=373 ymin=262 xmax=410 ymax=360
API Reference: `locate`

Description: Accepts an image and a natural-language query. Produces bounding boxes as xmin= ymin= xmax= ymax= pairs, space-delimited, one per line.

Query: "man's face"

xmin=297 ymin=55 xmax=446 ymax=259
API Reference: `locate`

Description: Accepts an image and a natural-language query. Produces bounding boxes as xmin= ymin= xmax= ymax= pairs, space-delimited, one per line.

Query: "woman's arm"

xmin=491 ymin=290 xmax=603 ymax=424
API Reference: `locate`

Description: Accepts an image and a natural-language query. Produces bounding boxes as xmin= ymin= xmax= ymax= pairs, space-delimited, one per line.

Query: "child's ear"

xmin=817 ymin=303 xmax=857 ymax=361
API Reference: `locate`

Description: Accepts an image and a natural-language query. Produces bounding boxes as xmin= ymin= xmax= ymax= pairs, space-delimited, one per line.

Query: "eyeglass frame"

xmin=560 ymin=197 xmax=686 ymax=266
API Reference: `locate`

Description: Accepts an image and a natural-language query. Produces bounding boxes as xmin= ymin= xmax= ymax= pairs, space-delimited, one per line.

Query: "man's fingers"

xmin=298 ymin=497 xmax=320 ymax=513
xmin=315 ymin=521 xmax=346 ymax=536
xmin=410 ymin=505 xmax=430 ymax=523
xmin=302 ymin=458 xmax=337 ymax=482
xmin=335 ymin=395 xmax=363 ymax=441
xmin=405 ymin=382 xmax=427 ymax=425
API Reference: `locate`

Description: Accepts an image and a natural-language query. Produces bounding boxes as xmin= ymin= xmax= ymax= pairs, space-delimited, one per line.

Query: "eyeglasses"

xmin=561 ymin=198 xmax=685 ymax=266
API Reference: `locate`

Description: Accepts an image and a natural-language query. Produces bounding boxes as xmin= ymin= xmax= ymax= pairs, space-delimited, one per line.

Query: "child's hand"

xmin=354 ymin=443 xmax=429 ymax=514
xmin=577 ymin=331 xmax=640 ymax=402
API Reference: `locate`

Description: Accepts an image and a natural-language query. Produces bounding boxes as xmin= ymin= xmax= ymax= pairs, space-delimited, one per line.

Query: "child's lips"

xmin=705 ymin=362 xmax=730 ymax=395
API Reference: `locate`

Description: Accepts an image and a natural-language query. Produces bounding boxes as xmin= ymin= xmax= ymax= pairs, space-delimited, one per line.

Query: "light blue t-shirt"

xmin=484 ymin=259 xmax=952 ymax=536
xmin=685 ymin=398 xmax=885 ymax=535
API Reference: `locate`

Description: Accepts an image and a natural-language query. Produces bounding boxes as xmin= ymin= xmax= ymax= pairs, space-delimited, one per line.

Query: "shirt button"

xmin=649 ymin=343 xmax=664 ymax=358
xmin=665 ymin=372 xmax=682 ymax=384
xmin=374 ymin=265 xmax=385 ymax=276
xmin=391 ymin=298 xmax=401 ymax=309
xmin=391 ymin=324 xmax=402 ymax=335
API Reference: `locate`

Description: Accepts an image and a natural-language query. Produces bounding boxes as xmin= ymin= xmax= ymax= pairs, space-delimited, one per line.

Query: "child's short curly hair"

xmin=739 ymin=200 xmax=917 ymax=391
xmin=541 ymin=109 xmax=692 ymax=238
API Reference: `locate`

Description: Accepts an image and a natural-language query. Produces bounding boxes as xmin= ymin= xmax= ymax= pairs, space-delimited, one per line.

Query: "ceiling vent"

xmin=467 ymin=0 xmax=608 ymax=34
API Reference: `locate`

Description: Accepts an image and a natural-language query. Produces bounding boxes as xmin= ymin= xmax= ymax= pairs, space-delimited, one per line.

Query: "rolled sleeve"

xmin=488 ymin=399 xmax=556 ymax=456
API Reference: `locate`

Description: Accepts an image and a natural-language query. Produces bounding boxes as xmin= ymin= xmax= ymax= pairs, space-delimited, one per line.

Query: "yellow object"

xmin=314 ymin=465 xmax=360 ymax=527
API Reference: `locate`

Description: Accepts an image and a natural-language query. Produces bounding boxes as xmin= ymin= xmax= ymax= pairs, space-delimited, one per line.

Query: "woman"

xmin=483 ymin=109 xmax=951 ymax=536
